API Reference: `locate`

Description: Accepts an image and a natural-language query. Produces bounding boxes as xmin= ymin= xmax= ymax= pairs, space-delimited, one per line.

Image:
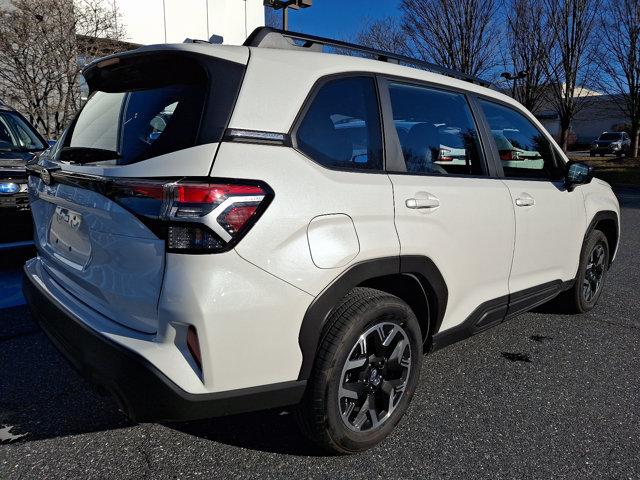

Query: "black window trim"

xmin=376 ymin=74 xmax=496 ymax=180
xmin=472 ymin=93 xmax=569 ymax=183
xmin=289 ymin=71 xmax=387 ymax=175
xmin=0 ymin=110 xmax=48 ymax=151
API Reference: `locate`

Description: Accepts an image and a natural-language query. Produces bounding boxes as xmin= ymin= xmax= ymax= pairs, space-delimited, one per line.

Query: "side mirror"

xmin=565 ymin=161 xmax=594 ymax=191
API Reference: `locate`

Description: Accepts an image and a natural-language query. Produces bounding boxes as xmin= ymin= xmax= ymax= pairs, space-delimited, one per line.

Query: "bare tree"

xmin=505 ymin=0 xmax=552 ymax=113
xmin=399 ymin=0 xmax=500 ymax=77
xmin=354 ymin=16 xmax=411 ymax=57
xmin=596 ymin=0 xmax=640 ymax=157
xmin=544 ymin=0 xmax=600 ymax=151
xmin=0 ymin=0 xmax=126 ymax=138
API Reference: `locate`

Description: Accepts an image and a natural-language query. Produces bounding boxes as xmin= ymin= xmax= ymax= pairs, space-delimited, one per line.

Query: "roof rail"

xmin=243 ymin=27 xmax=491 ymax=88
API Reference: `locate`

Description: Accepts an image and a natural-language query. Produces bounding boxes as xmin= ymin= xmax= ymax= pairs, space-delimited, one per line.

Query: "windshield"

xmin=0 ymin=112 xmax=47 ymax=152
xmin=598 ymin=133 xmax=621 ymax=141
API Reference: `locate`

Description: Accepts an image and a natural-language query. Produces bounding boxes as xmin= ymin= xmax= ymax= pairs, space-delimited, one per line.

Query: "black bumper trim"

xmin=22 ymin=267 xmax=306 ymax=422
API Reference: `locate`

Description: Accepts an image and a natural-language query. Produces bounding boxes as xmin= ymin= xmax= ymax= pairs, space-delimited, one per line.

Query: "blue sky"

xmin=281 ymin=1 xmax=402 ymax=40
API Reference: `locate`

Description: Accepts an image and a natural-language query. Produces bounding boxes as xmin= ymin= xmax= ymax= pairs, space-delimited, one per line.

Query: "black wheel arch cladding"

xmin=297 ymin=255 xmax=448 ymax=381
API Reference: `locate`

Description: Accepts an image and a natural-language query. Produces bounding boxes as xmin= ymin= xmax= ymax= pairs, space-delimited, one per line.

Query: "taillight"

xmin=499 ymin=150 xmax=521 ymax=161
xmin=438 ymin=148 xmax=453 ymax=162
xmin=108 ymin=179 xmax=272 ymax=254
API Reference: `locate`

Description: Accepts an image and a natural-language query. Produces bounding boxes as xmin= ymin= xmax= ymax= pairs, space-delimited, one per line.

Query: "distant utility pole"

xmin=263 ymin=0 xmax=312 ymax=31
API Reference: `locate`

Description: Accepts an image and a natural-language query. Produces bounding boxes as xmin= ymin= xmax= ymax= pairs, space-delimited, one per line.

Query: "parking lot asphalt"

xmin=1 ymin=190 xmax=639 ymax=480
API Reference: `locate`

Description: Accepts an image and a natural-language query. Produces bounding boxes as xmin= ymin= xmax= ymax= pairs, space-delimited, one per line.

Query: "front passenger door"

xmin=383 ymin=80 xmax=516 ymax=333
xmin=478 ymin=99 xmax=585 ymax=295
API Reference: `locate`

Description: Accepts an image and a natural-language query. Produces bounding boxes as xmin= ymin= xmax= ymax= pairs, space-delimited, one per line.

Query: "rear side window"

xmin=295 ymin=76 xmax=383 ymax=171
xmin=53 ymin=54 xmax=244 ymax=165
xmin=388 ymin=82 xmax=484 ymax=176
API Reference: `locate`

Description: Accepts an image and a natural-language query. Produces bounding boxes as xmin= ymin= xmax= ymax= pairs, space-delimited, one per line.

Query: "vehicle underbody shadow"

xmin=0 ymin=304 xmax=325 ymax=455
xmin=166 ymin=409 xmax=326 ymax=456
xmin=0 ymin=305 xmax=132 ymax=444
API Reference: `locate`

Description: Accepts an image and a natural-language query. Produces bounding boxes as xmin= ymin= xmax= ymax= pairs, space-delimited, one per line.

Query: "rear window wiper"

xmin=57 ymin=147 xmax=122 ymax=164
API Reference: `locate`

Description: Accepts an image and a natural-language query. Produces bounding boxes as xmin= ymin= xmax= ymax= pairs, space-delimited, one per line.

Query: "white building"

xmin=114 ymin=0 xmax=264 ymax=46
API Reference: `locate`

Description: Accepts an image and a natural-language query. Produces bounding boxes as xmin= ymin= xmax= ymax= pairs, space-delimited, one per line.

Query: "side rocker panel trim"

xmin=431 ymin=279 xmax=569 ymax=352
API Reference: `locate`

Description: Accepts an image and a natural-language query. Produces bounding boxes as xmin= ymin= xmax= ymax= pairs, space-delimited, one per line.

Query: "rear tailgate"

xmin=28 ymin=45 xmax=248 ymax=334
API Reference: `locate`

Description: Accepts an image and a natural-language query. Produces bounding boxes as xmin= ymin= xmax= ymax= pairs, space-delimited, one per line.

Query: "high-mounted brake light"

xmin=108 ymin=179 xmax=272 ymax=254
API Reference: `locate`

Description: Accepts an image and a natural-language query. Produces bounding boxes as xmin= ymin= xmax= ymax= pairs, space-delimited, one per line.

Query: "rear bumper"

xmin=23 ymin=264 xmax=306 ymax=422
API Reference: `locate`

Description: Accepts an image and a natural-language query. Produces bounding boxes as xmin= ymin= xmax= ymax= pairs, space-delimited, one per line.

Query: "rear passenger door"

xmin=477 ymin=100 xmax=584 ymax=296
xmin=381 ymin=79 xmax=516 ymax=333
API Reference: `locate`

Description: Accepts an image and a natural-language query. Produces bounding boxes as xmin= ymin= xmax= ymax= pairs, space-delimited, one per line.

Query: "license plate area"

xmin=48 ymin=206 xmax=91 ymax=269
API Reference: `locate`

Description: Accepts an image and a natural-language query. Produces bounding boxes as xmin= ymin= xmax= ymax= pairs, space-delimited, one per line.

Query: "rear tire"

xmin=556 ymin=229 xmax=610 ymax=313
xmin=296 ymin=287 xmax=423 ymax=454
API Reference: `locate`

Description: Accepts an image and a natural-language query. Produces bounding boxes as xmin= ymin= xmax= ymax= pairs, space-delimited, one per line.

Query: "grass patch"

xmin=567 ymin=153 xmax=640 ymax=187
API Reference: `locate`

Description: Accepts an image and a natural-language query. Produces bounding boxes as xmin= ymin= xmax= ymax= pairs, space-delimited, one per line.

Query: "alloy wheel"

xmin=338 ymin=322 xmax=411 ymax=432
xmin=583 ymin=243 xmax=606 ymax=303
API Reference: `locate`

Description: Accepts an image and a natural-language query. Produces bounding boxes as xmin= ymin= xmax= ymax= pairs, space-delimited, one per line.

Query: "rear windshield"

xmin=52 ymin=53 xmax=245 ymax=165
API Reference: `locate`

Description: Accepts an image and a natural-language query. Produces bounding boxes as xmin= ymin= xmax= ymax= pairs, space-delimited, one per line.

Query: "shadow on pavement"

xmin=0 ymin=304 xmax=323 ymax=455
xmin=167 ymin=410 xmax=326 ymax=456
xmin=0 ymin=305 xmax=132 ymax=443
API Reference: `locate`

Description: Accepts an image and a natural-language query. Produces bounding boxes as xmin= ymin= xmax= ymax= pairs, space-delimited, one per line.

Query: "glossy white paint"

xmin=210 ymin=142 xmax=399 ymax=296
xmin=158 ymin=251 xmax=313 ymax=392
xmin=29 ymin=176 xmax=165 ymax=334
xmin=503 ymin=180 xmax=585 ymax=292
xmin=580 ymin=178 xmax=621 ymax=262
xmin=307 ymin=214 xmax=360 ymax=269
xmin=389 ymin=175 xmax=515 ymax=332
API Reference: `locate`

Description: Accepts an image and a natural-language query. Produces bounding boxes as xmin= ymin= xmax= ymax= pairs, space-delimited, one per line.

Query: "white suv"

xmin=23 ymin=28 xmax=620 ymax=453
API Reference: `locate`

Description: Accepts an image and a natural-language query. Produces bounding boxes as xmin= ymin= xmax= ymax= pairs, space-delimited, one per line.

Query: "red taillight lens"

xmin=219 ymin=205 xmax=259 ymax=234
xmin=499 ymin=149 xmax=514 ymax=161
xmin=438 ymin=148 xmax=453 ymax=161
xmin=108 ymin=179 xmax=271 ymax=254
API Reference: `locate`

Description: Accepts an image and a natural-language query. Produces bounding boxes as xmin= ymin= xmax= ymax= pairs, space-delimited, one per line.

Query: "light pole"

xmin=500 ymin=70 xmax=528 ymax=98
xmin=162 ymin=0 xmax=167 ymax=43
xmin=264 ymin=0 xmax=312 ymax=31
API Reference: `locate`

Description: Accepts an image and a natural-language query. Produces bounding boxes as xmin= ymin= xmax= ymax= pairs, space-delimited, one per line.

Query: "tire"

xmin=296 ymin=287 xmax=423 ymax=454
xmin=556 ymin=229 xmax=610 ymax=313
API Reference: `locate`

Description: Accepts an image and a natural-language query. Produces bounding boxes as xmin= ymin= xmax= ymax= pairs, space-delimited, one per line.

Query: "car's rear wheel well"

xmin=359 ymin=273 xmax=431 ymax=346
xmin=593 ymin=218 xmax=617 ymax=264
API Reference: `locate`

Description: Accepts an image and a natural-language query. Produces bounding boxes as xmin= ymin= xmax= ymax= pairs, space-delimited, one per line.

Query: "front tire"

xmin=297 ymin=287 xmax=423 ymax=454
xmin=557 ymin=229 xmax=610 ymax=313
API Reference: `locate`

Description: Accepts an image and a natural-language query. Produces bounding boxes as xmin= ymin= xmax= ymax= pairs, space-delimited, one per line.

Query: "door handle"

xmin=515 ymin=193 xmax=535 ymax=207
xmin=406 ymin=196 xmax=440 ymax=209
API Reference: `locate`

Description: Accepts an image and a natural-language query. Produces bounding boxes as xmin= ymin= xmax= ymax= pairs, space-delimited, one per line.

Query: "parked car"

xmin=491 ymin=129 xmax=545 ymax=170
xmin=590 ymin=131 xmax=631 ymax=157
xmin=23 ymin=28 xmax=620 ymax=454
xmin=0 ymin=102 xmax=48 ymax=245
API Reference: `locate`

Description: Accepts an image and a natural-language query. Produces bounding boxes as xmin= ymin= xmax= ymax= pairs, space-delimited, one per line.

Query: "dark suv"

xmin=590 ymin=131 xmax=631 ymax=157
xmin=0 ymin=103 xmax=48 ymax=244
